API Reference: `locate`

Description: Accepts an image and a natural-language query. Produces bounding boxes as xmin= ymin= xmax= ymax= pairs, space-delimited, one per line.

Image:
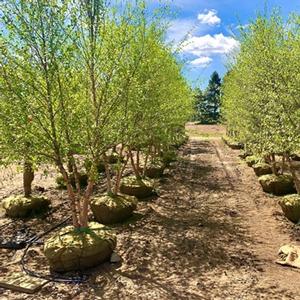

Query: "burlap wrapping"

xmin=258 ymin=174 xmax=296 ymax=196
xmin=120 ymin=176 xmax=154 ymax=199
xmin=277 ymin=244 xmax=300 ymax=269
xmin=44 ymin=222 xmax=116 ymax=272
xmin=91 ymin=194 xmax=137 ymax=224
xmin=252 ymin=163 xmax=272 ymax=177
xmin=278 ymin=194 xmax=300 ymax=223
xmin=2 ymin=195 xmax=50 ymax=218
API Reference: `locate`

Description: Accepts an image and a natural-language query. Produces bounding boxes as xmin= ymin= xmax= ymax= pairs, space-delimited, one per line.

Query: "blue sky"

xmin=150 ymin=0 xmax=300 ymax=90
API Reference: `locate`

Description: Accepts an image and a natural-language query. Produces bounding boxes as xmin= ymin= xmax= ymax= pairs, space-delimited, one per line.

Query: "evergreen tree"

xmin=194 ymin=71 xmax=221 ymax=124
xmin=193 ymin=88 xmax=205 ymax=121
xmin=204 ymin=71 xmax=221 ymax=123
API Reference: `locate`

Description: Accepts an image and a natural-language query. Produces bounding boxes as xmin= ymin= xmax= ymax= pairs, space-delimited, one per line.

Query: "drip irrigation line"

xmin=21 ymin=216 xmax=89 ymax=284
xmin=0 ymin=200 xmax=67 ymax=230
xmin=0 ymin=201 xmax=68 ymax=249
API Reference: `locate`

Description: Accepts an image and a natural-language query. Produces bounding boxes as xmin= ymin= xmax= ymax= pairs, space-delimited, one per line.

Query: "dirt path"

xmin=1 ymin=125 xmax=300 ymax=299
xmin=97 ymin=130 xmax=300 ymax=299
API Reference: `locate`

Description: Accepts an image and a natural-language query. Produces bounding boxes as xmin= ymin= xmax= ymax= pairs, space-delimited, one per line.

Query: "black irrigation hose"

xmin=21 ymin=216 xmax=89 ymax=284
xmin=0 ymin=201 xmax=69 ymax=249
xmin=0 ymin=200 xmax=67 ymax=230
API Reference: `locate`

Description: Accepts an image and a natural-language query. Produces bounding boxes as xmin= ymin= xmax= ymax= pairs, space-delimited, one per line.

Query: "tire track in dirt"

xmin=206 ymin=137 xmax=300 ymax=300
xmin=160 ymin=135 xmax=300 ymax=300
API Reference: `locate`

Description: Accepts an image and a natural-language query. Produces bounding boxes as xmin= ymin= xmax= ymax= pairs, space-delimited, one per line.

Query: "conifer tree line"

xmin=0 ymin=0 xmax=193 ymax=228
xmin=222 ymin=11 xmax=300 ymax=193
xmin=194 ymin=71 xmax=222 ymax=124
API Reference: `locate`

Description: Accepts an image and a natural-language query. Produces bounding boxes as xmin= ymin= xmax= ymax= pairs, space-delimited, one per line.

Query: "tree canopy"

xmin=0 ymin=0 xmax=193 ymax=228
xmin=222 ymin=11 xmax=300 ymax=193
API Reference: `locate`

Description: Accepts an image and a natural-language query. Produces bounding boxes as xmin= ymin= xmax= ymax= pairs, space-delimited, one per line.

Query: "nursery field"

xmin=1 ymin=124 xmax=300 ymax=300
xmin=0 ymin=1 xmax=299 ymax=299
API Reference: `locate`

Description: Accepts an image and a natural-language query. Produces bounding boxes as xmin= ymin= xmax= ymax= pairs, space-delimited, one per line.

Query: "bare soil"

xmin=1 ymin=124 xmax=300 ymax=300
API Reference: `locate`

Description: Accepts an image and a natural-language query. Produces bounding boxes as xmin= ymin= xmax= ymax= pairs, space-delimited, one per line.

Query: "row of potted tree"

xmin=222 ymin=11 xmax=300 ymax=223
xmin=0 ymin=0 xmax=193 ymax=272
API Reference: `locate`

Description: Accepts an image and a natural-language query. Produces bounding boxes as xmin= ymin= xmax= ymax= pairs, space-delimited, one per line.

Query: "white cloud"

xmin=197 ymin=9 xmax=221 ymax=26
xmin=190 ymin=56 xmax=212 ymax=68
xmin=182 ymin=33 xmax=239 ymax=57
